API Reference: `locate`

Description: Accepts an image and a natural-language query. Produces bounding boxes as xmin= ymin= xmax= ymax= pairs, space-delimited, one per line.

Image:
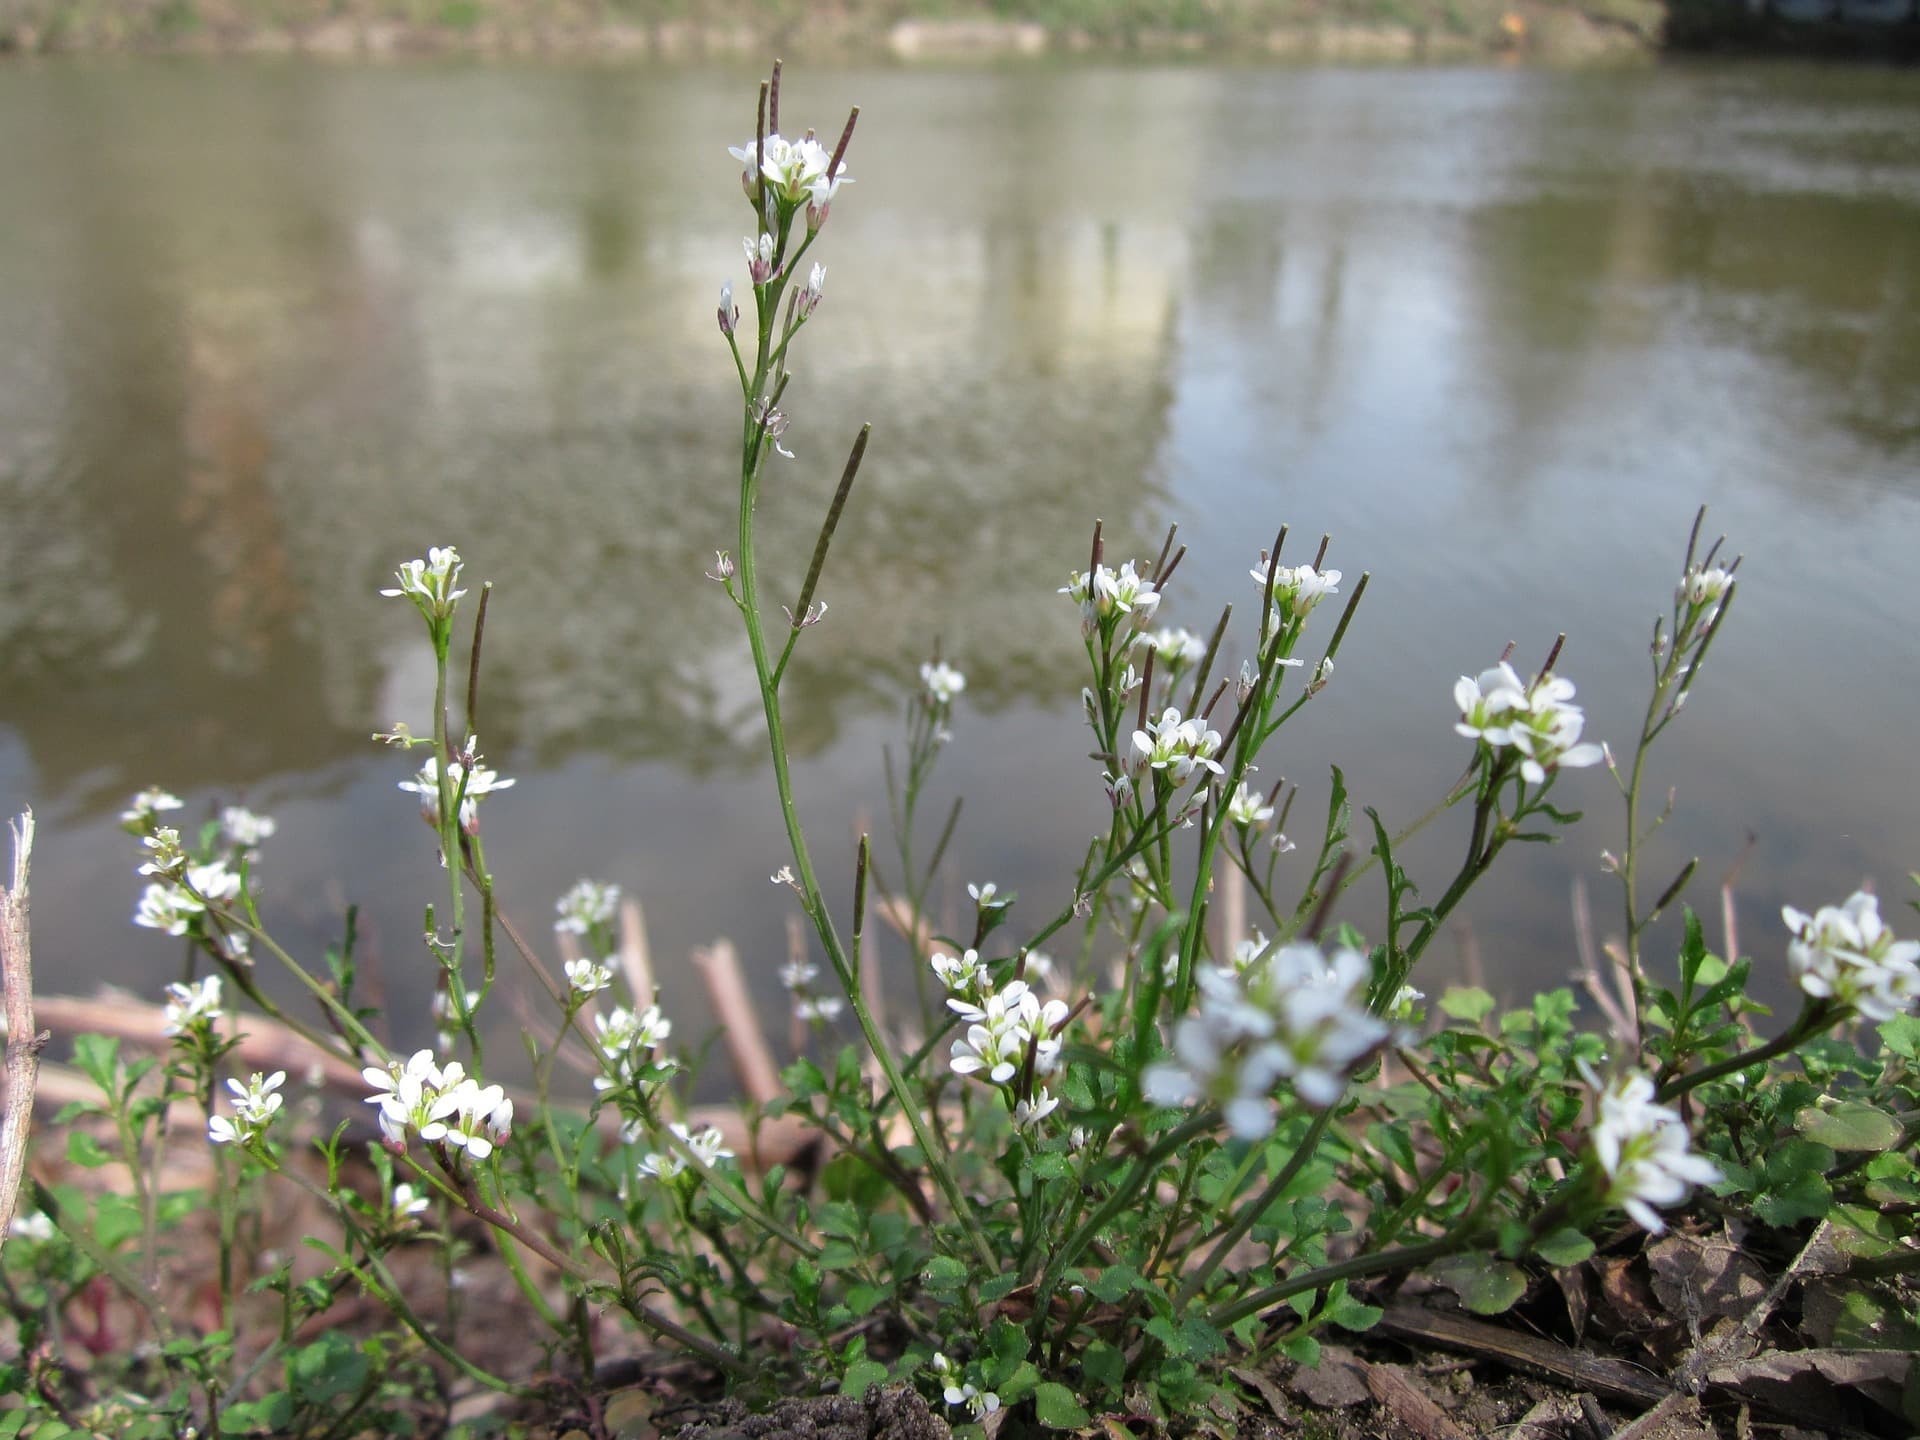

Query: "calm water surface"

xmin=2 ymin=59 xmax=1917 ymax=1058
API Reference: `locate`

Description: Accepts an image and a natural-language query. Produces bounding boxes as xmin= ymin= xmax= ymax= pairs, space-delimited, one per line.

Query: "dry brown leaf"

xmin=1285 ymin=1343 xmax=1370 ymax=1408
xmin=1646 ymin=1234 xmax=1769 ymax=1324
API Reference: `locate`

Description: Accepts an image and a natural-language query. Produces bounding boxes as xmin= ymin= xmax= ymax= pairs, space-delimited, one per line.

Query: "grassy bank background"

xmin=0 ymin=0 xmax=1664 ymax=63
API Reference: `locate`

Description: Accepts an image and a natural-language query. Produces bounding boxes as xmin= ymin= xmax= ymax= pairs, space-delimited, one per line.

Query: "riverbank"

xmin=0 ymin=0 xmax=1661 ymax=64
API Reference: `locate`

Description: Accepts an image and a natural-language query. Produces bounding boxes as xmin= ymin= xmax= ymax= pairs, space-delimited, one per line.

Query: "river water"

xmin=1 ymin=58 xmax=1916 ymax=1058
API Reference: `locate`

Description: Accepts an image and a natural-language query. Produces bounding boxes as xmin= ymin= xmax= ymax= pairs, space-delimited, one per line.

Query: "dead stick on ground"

xmin=0 ymin=811 xmax=46 ymax=1255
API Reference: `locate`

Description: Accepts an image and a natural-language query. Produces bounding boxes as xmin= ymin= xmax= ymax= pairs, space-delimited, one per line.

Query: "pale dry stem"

xmin=0 ymin=811 xmax=45 ymax=1255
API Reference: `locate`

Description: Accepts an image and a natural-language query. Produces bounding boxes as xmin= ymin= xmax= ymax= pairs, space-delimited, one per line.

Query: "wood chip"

xmin=1377 ymin=1303 xmax=1672 ymax=1410
xmin=1364 ymin=1362 xmax=1472 ymax=1440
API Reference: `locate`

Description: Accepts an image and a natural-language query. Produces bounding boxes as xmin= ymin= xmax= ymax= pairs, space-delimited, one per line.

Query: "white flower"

xmin=1585 ymin=1066 xmax=1722 ymax=1233
xmin=1137 ymin=626 xmax=1207 ymax=672
xmin=920 ymin=660 xmax=967 ymax=707
xmin=363 ymin=1049 xmax=464 ymax=1152
xmin=968 ymin=881 xmax=1009 ymax=911
xmin=1456 ymin=664 xmax=1604 ymax=785
xmin=727 ymin=133 xmax=851 ymax=209
xmin=1453 ymin=663 xmax=1527 ymax=745
xmin=799 ymin=262 xmax=826 ymax=318
xmin=1013 ymin=1087 xmax=1060 ymax=1131
xmin=781 ymin=959 xmax=819 ymax=991
xmin=398 ymin=750 xmax=515 ymax=835
xmin=1388 ymin=984 xmax=1426 ymax=1024
xmin=1143 ymin=942 xmax=1389 ymax=1138
xmin=1783 ymin=891 xmax=1920 ymax=1021
xmin=554 ymin=879 xmax=620 ymax=935
xmin=794 ymin=995 xmax=844 ymax=1023
xmin=742 ymin=231 xmax=776 ymax=283
xmin=135 ymin=882 xmax=204 ymax=936
xmin=186 ymin=861 xmax=242 ymax=905
xmin=423 ymin=1078 xmax=511 ymax=1160
xmin=120 ymin=789 xmax=184 ymax=827
xmin=592 ymin=1005 xmax=674 ymax=1093
xmin=162 ymin=976 xmax=224 ymax=1036
xmin=9 ymin=1212 xmax=53 ymax=1242
xmin=1678 ymin=564 xmax=1733 ymax=616
xmin=380 ymin=546 xmax=466 ymax=622
xmin=638 ymin=1123 xmax=733 ymax=1181
xmin=1252 ymin=560 xmax=1342 ymax=623
xmin=391 ymin=1183 xmax=430 ymax=1223
xmin=209 ymin=1071 xmax=285 ymax=1147
xmin=931 ymin=948 xmax=987 ymax=997
xmin=138 ymin=827 xmax=187 ymax=878
xmin=220 ymin=807 xmax=276 ymax=850
xmin=1059 ymin=560 xmax=1161 ymax=635
xmin=948 ymin=981 xmax=1068 ymax=1088
xmin=1126 ymin=706 xmax=1224 ymax=785
xmin=1226 ymin=783 xmax=1275 ymax=831
xmin=565 ymin=959 xmax=615 ymax=996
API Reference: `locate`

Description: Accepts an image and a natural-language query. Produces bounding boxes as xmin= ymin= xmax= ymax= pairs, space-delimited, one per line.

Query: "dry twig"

xmin=0 ymin=811 xmax=46 ymax=1253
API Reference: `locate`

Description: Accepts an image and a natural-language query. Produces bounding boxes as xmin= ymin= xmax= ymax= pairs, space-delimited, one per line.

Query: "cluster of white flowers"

xmin=220 ymin=806 xmax=276 ymax=852
xmin=1252 ymin=559 xmax=1342 ymax=632
xmin=920 ymin=660 xmax=966 ymax=707
xmin=1584 ymin=1065 xmax=1721 ymax=1233
xmin=1143 ymin=941 xmax=1389 ymax=1139
xmin=930 ymin=947 xmax=988 ymax=996
xmin=120 ymin=788 xmax=184 ymax=828
xmin=1137 ymin=625 xmax=1207 ymax=673
xmin=1060 ymin=561 xmax=1161 ymax=637
xmin=728 ymin=133 xmax=851 ymax=212
xmin=930 ymin=1354 xmax=1000 ymax=1419
xmin=208 ymin=1071 xmax=285 ymax=1147
xmin=1226 ymin=782 xmax=1275 ymax=831
xmin=780 ymin=958 xmax=844 ymax=1023
xmin=1125 ymin=706 xmax=1225 ymax=786
xmin=592 ymin=1005 xmax=675 ymax=1094
xmin=363 ymin=1050 xmax=513 ymax=1160
xmin=947 ymin=982 xmax=1065 ymax=1087
xmin=1453 ymin=662 xmax=1604 ymax=786
xmin=564 ymin=959 xmax=616 ymax=996
xmin=555 ymin=879 xmax=620 ymax=935
xmin=380 ymin=546 xmax=466 ymax=624
xmin=637 ymin=1122 xmax=734 ymax=1181
xmin=134 ymin=857 xmax=242 ymax=938
xmin=162 ymin=976 xmax=224 ymax=1037
xmin=1678 ymin=562 xmax=1733 ymax=621
xmin=1783 ymin=890 xmax=1920 ymax=1022
xmin=397 ymin=749 xmax=516 ymax=835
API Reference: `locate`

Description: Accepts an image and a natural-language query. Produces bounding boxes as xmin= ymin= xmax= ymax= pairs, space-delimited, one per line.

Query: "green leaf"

xmin=838 ymin=1359 xmax=888 ymax=1397
xmin=921 ymin=1255 xmax=969 ymax=1294
xmin=1878 ymin=1014 xmax=1920 ymax=1059
xmin=1534 ymin=1228 xmax=1596 ymax=1268
xmin=1323 ymin=1285 xmax=1383 ymax=1334
xmin=1753 ymin=1171 xmax=1832 ymax=1227
xmin=1279 ymin=1333 xmax=1321 ymax=1367
xmin=814 ymin=1202 xmax=865 ymax=1240
xmin=1028 ymin=1152 xmax=1073 ymax=1181
xmin=1439 ymin=987 xmax=1496 ymax=1025
xmin=1089 ymin=1264 xmax=1144 ymax=1303
xmin=1082 ymin=1341 xmax=1125 ymax=1396
xmin=220 ymin=1393 xmax=294 ymax=1434
xmin=1426 ymin=1255 xmax=1527 ymax=1315
xmin=71 ymin=1034 xmax=120 ymax=1094
xmin=1034 ymin=1382 xmax=1092 ymax=1430
xmin=845 ymin=1284 xmax=890 ymax=1315
xmin=782 ymin=1058 xmax=826 ymax=1099
xmin=996 ymin=1361 xmax=1041 ymax=1405
xmin=65 ymin=1130 xmax=114 ymax=1170
xmin=1795 ymin=1102 xmax=1904 ymax=1153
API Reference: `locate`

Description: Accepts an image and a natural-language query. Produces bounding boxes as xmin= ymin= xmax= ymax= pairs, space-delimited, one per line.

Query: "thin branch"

xmin=0 ymin=811 xmax=46 ymax=1254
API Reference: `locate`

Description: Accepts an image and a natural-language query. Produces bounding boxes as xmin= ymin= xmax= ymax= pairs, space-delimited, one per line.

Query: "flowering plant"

xmin=12 ymin=65 xmax=1920 ymax=1440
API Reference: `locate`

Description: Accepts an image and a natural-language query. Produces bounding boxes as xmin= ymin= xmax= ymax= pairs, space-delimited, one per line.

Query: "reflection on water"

xmin=1 ymin=60 xmax=1917 ymax=1056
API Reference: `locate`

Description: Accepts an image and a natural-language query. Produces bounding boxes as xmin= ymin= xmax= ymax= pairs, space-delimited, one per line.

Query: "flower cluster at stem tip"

xmin=1783 ymin=890 xmax=1920 ymax=1021
xmin=1144 ymin=939 xmax=1390 ymax=1138
xmin=1582 ymin=1064 xmax=1721 ymax=1233
xmin=1454 ymin=661 xmax=1604 ymax=785
xmin=208 ymin=1071 xmax=286 ymax=1147
xmin=935 ymin=949 xmax=1067 ymax=1131
xmin=363 ymin=1049 xmax=514 ymax=1160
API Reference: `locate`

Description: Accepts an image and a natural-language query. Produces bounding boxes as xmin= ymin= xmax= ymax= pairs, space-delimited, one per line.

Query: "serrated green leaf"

xmin=1280 ymin=1333 xmax=1321 ymax=1367
xmin=1439 ymin=987 xmax=1495 ymax=1024
xmin=1753 ymin=1171 xmax=1832 ymax=1227
xmin=1082 ymin=1340 xmax=1124 ymax=1396
xmin=921 ymin=1255 xmax=968 ymax=1293
xmin=1034 ymin=1382 xmax=1092 ymax=1430
xmin=1089 ymin=1264 xmax=1144 ymax=1303
xmin=1795 ymin=1102 xmax=1903 ymax=1153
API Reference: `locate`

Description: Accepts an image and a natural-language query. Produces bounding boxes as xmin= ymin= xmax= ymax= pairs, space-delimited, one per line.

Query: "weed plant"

xmin=4 ymin=65 xmax=1918 ymax=1440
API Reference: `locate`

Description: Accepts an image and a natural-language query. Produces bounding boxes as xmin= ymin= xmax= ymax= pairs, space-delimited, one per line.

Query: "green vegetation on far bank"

xmin=0 ymin=0 xmax=1664 ymax=63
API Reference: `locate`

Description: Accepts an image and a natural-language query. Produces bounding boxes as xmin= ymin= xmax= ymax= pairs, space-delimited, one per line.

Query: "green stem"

xmin=1210 ymin=1230 xmax=1473 ymax=1330
xmin=1177 ymin=1106 xmax=1336 ymax=1308
xmin=1656 ymin=1003 xmax=1831 ymax=1103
